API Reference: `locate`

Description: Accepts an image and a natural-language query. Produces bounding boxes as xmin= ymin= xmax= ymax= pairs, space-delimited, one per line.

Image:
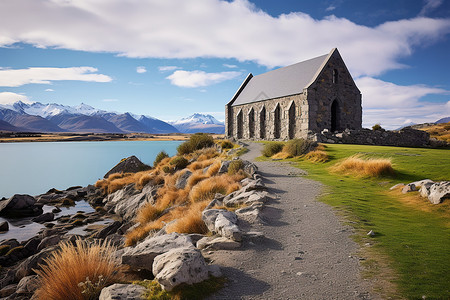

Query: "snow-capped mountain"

xmin=0 ymin=101 xmax=178 ymax=134
xmin=171 ymin=114 xmax=225 ymax=134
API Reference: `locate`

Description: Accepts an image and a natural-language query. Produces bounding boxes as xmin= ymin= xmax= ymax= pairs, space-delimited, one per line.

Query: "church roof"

xmin=230 ymin=49 xmax=335 ymax=106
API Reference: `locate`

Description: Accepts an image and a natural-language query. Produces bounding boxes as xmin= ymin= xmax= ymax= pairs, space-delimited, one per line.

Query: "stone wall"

xmin=306 ymin=51 xmax=362 ymax=133
xmin=309 ymin=128 xmax=433 ymax=147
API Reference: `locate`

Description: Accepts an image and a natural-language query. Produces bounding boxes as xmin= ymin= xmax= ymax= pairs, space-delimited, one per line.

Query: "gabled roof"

xmin=229 ymin=48 xmax=336 ymax=106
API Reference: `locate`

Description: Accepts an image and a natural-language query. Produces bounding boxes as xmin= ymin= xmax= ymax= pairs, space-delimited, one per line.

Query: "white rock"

xmin=121 ymin=233 xmax=194 ymax=270
xmin=153 ymin=247 xmax=209 ymax=291
xmin=202 ymin=209 xmax=241 ymax=241
xmin=428 ymin=181 xmax=450 ymax=204
xmin=99 ymin=284 xmax=146 ymax=300
xmin=196 ymin=236 xmax=241 ymax=250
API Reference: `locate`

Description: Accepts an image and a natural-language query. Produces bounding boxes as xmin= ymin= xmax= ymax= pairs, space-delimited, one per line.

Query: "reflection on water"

xmin=0 ymin=200 xmax=96 ymax=242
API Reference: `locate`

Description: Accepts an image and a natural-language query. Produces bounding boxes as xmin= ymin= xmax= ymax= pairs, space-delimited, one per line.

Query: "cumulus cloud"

xmin=357 ymin=77 xmax=450 ymax=128
xmin=223 ymin=64 xmax=238 ymax=68
xmin=325 ymin=5 xmax=336 ymax=12
xmin=136 ymin=66 xmax=147 ymax=73
xmin=166 ymin=70 xmax=241 ymax=87
xmin=0 ymin=0 xmax=449 ymax=76
xmin=0 ymin=92 xmax=32 ymax=104
xmin=0 ymin=67 xmax=112 ymax=87
xmin=45 ymin=88 xmax=54 ymax=92
xmin=158 ymin=66 xmax=181 ymax=72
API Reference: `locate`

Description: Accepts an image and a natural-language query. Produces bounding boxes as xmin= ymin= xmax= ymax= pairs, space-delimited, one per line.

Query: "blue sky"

xmin=0 ymin=0 xmax=449 ymax=129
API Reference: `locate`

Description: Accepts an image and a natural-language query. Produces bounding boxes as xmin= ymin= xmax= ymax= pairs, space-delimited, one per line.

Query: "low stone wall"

xmin=308 ymin=128 xmax=435 ymax=147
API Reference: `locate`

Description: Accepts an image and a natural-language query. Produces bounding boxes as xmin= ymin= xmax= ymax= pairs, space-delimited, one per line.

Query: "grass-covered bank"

xmin=259 ymin=143 xmax=449 ymax=299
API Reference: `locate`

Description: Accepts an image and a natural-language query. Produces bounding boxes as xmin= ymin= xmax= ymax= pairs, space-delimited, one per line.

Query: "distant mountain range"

xmin=0 ymin=101 xmax=225 ymax=134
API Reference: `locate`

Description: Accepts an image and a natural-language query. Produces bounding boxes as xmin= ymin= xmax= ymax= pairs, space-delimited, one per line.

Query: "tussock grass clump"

xmin=177 ymin=133 xmax=215 ymax=155
xmin=169 ymin=156 xmax=189 ymax=170
xmin=166 ymin=201 xmax=209 ymax=234
xmin=262 ymin=142 xmax=284 ymax=157
xmin=304 ymin=150 xmax=329 ymax=163
xmin=34 ymin=239 xmax=123 ymax=300
xmin=220 ymin=140 xmax=234 ymax=149
xmin=228 ymin=159 xmax=243 ymax=175
xmin=331 ymin=155 xmax=394 ymax=177
xmin=153 ymin=151 xmax=169 ymax=167
xmin=282 ymin=138 xmax=317 ymax=157
xmin=95 ymin=170 xmax=155 ymax=194
xmin=189 ymin=174 xmax=243 ymax=203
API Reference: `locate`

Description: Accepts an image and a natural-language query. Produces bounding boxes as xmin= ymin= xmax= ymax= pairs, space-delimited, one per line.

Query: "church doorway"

xmin=274 ymin=104 xmax=281 ymax=139
xmin=248 ymin=108 xmax=255 ymax=138
xmin=288 ymin=102 xmax=296 ymax=139
xmin=236 ymin=110 xmax=243 ymax=139
xmin=331 ymin=100 xmax=340 ymax=132
xmin=259 ymin=106 xmax=266 ymax=139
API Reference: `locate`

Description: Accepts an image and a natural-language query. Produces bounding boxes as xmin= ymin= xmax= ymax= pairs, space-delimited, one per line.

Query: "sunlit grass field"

xmin=261 ymin=143 xmax=449 ymax=299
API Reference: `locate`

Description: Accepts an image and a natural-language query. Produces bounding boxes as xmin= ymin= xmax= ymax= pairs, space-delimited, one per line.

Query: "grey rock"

xmin=15 ymin=247 xmax=57 ymax=279
xmin=175 ymin=170 xmax=192 ymax=189
xmin=196 ymin=236 xmax=241 ymax=250
xmin=207 ymin=264 xmax=222 ymax=277
xmin=419 ymin=182 xmax=435 ymax=198
xmin=236 ymin=202 xmax=265 ymax=224
xmin=104 ymin=155 xmax=149 ymax=178
xmin=0 ymin=284 xmax=17 ymax=298
xmin=0 ymin=221 xmax=8 ymax=232
xmin=91 ymin=221 xmax=122 ymax=239
xmin=99 ymin=283 xmax=146 ymax=300
xmin=224 ymin=190 xmax=268 ymax=207
xmin=121 ymin=233 xmax=194 ymax=271
xmin=16 ymin=275 xmax=38 ymax=295
xmin=32 ymin=212 xmax=54 ymax=223
xmin=0 ymin=239 xmax=19 ymax=249
xmin=428 ymin=181 xmax=450 ymax=204
xmin=37 ymin=235 xmax=60 ymax=252
xmin=0 ymin=195 xmax=42 ymax=217
xmin=153 ymin=247 xmax=209 ymax=291
xmin=218 ymin=160 xmax=231 ymax=174
xmin=402 ymin=184 xmax=416 ymax=194
xmin=202 ymin=209 xmax=241 ymax=241
xmin=242 ymin=160 xmax=258 ymax=175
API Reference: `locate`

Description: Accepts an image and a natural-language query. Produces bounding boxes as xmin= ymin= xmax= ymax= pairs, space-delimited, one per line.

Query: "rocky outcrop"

xmin=99 ymin=284 xmax=146 ymax=300
xmin=104 ymin=156 xmax=150 ymax=178
xmin=427 ymin=182 xmax=450 ymax=204
xmin=0 ymin=195 xmax=42 ymax=217
xmin=153 ymin=247 xmax=209 ymax=291
xmin=393 ymin=180 xmax=450 ymax=204
xmin=121 ymin=233 xmax=194 ymax=271
xmin=202 ymin=209 xmax=242 ymax=242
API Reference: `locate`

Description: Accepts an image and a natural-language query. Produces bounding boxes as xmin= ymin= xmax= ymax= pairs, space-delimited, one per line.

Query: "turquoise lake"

xmin=0 ymin=140 xmax=182 ymax=198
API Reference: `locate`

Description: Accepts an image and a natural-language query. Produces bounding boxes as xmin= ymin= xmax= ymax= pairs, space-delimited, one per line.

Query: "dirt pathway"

xmin=206 ymin=142 xmax=376 ymax=299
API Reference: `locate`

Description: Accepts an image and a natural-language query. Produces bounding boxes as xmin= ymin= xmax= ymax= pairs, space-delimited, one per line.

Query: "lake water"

xmin=0 ymin=140 xmax=182 ymax=198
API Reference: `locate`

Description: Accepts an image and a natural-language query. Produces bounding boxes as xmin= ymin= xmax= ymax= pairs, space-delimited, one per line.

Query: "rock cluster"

xmin=392 ymin=179 xmax=450 ymax=204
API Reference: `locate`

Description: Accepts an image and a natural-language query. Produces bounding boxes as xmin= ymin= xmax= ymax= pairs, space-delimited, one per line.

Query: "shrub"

xmin=162 ymin=166 xmax=172 ymax=174
xmin=372 ymin=124 xmax=383 ymax=131
xmin=282 ymin=138 xmax=317 ymax=157
xmin=331 ymin=155 xmax=394 ymax=177
xmin=169 ymin=156 xmax=189 ymax=170
xmin=153 ymin=151 xmax=169 ymax=167
xmin=220 ymin=140 xmax=234 ymax=149
xmin=34 ymin=239 xmax=123 ymax=300
xmin=262 ymin=142 xmax=284 ymax=157
xmin=177 ymin=133 xmax=215 ymax=155
xmin=228 ymin=160 xmax=243 ymax=175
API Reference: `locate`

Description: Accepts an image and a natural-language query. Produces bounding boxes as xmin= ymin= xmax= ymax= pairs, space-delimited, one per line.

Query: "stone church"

xmin=225 ymin=48 xmax=362 ymax=140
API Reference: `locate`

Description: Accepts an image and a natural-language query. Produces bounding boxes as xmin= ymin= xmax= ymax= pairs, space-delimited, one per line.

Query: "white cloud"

xmin=45 ymin=88 xmax=54 ymax=92
xmin=166 ymin=70 xmax=241 ymax=88
xmin=326 ymin=5 xmax=336 ymax=12
xmin=223 ymin=64 xmax=238 ymax=68
xmin=0 ymin=67 xmax=112 ymax=87
xmin=136 ymin=66 xmax=147 ymax=73
xmin=0 ymin=0 xmax=449 ymax=76
xmin=357 ymin=77 xmax=450 ymax=129
xmin=103 ymin=98 xmax=118 ymax=102
xmin=0 ymin=92 xmax=32 ymax=105
xmin=158 ymin=66 xmax=181 ymax=72
xmin=419 ymin=0 xmax=443 ymax=16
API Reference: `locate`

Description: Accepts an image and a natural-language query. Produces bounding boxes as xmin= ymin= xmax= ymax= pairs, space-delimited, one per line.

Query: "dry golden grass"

xmin=34 ymin=239 xmax=123 ymax=300
xmin=189 ymin=174 xmax=243 ymax=203
xmin=316 ymin=143 xmax=327 ymax=151
xmin=166 ymin=201 xmax=209 ymax=234
xmin=304 ymin=150 xmax=329 ymax=163
xmin=95 ymin=170 xmax=158 ymax=194
xmin=135 ymin=204 xmax=164 ymax=225
xmin=331 ymin=155 xmax=394 ymax=177
xmin=205 ymin=161 xmax=221 ymax=177
xmin=124 ymin=220 xmax=164 ymax=246
xmin=272 ymin=151 xmax=292 ymax=159
xmin=419 ymin=122 xmax=450 ymax=142
xmin=186 ymin=170 xmax=209 ymax=189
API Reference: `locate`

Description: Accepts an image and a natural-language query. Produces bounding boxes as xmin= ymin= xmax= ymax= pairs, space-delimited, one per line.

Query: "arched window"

xmin=236 ymin=110 xmax=243 ymax=139
xmin=248 ymin=108 xmax=255 ymax=138
xmin=331 ymin=100 xmax=340 ymax=132
xmin=332 ymin=69 xmax=338 ymax=84
xmin=259 ymin=106 xmax=266 ymax=139
xmin=288 ymin=101 xmax=296 ymax=139
xmin=273 ymin=104 xmax=281 ymax=139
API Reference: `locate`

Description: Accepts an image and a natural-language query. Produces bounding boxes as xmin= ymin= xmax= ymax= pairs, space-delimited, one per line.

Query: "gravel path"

xmin=206 ymin=142 xmax=376 ymax=300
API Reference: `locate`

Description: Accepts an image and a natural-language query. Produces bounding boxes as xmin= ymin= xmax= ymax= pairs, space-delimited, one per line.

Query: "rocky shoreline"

xmin=0 ymin=145 xmax=272 ymax=299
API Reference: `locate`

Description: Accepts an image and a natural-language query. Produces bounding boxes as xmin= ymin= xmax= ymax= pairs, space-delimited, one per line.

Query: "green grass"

xmin=263 ymin=144 xmax=450 ymax=299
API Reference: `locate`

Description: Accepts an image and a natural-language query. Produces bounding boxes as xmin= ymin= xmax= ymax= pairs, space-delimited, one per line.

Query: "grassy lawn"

xmin=264 ymin=144 xmax=449 ymax=299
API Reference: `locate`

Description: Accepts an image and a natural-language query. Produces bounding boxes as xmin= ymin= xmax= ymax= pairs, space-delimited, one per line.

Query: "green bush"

xmin=228 ymin=160 xmax=244 ymax=175
xmin=169 ymin=156 xmax=189 ymax=170
xmin=162 ymin=166 xmax=172 ymax=174
xmin=220 ymin=140 xmax=234 ymax=149
xmin=372 ymin=124 xmax=383 ymax=131
xmin=153 ymin=151 xmax=169 ymax=167
xmin=283 ymin=138 xmax=317 ymax=156
xmin=177 ymin=133 xmax=215 ymax=155
xmin=262 ymin=142 xmax=284 ymax=157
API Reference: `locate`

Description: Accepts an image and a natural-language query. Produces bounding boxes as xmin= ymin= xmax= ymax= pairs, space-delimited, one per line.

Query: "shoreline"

xmin=0 ymin=132 xmax=225 ymax=143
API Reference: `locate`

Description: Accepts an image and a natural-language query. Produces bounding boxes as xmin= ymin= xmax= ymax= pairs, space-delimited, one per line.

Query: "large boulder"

xmin=202 ymin=209 xmax=241 ymax=241
xmin=427 ymin=181 xmax=450 ymax=204
xmin=104 ymin=156 xmax=149 ymax=178
xmin=99 ymin=284 xmax=146 ymax=300
xmin=153 ymin=247 xmax=209 ymax=291
xmin=0 ymin=195 xmax=42 ymax=217
xmin=175 ymin=170 xmax=192 ymax=189
xmin=121 ymin=233 xmax=194 ymax=271
xmin=223 ymin=190 xmax=269 ymax=207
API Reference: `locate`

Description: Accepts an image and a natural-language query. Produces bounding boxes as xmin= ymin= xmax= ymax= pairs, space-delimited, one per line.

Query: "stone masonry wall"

xmin=307 ymin=51 xmax=362 ymax=133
